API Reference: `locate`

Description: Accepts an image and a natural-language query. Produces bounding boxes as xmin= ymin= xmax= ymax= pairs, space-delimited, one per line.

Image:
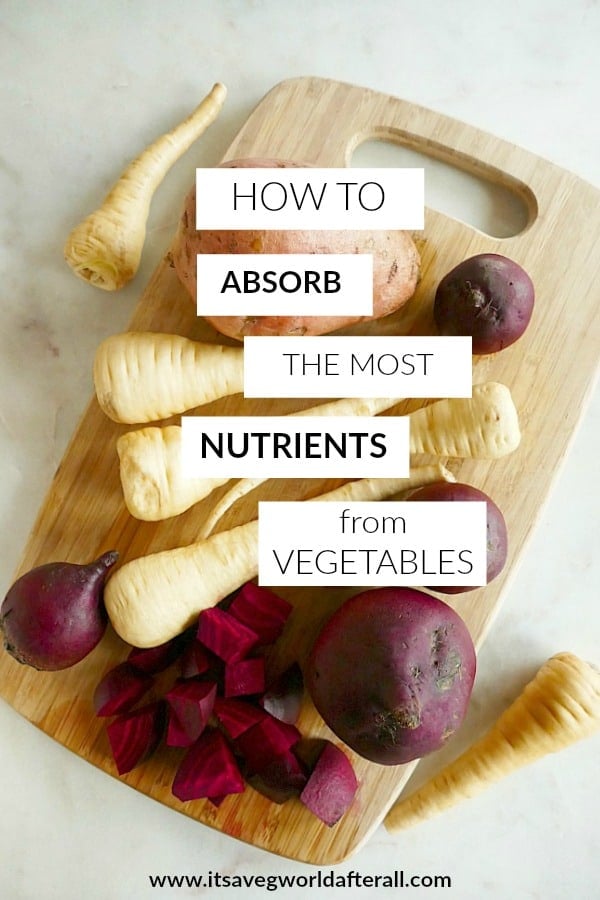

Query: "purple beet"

xmin=0 ymin=550 xmax=119 ymax=670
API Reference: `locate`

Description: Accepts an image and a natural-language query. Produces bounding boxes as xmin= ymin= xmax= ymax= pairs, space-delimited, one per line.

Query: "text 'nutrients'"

xmin=195 ymin=167 xmax=424 ymax=230
xmin=180 ymin=416 xmax=410 ymax=480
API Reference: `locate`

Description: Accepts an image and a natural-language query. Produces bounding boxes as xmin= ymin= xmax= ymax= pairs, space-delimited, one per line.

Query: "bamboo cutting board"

xmin=1 ymin=77 xmax=599 ymax=865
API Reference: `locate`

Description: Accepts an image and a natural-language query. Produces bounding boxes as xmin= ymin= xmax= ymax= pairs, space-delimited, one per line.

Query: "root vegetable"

xmin=384 ymin=653 xmax=600 ymax=832
xmin=0 ymin=550 xmax=118 ymax=670
xmin=196 ymin=607 xmax=259 ymax=663
xmin=406 ymin=481 xmax=508 ymax=593
xmin=107 ymin=700 xmax=166 ymax=775
xmin=104 ymin=472 xmax=455 ymax=648
xmin=172 ymin=158 xmax=420 ymax=340
xmin=116 ymin=396 xmax=401 ymax=521
xmin=409 ymin=382 xmax=520 ymax=458
xmin=247 ymin=750 xmax=308 ymax=804
xmin=306 ymin=587 xmax=477 ymax=765
xmin=165 ymin=680 xmax=217 ymax=748
xmin=299 ymin=741 xmax=358 ymax=826
xmin=93 ymin=661 xmax=153 ymax=717
xmin=94 ymin=332 xmax=244 ymax=424
xmin=260 ymin=662 xmax=304 ymax=725
xmin=224 ymin=657 xmax=265 ymax=697
xmin=434 ymin=253 xmax=535 ymax=354
xmin=202 ymin=381 xmax=517 ymax=537
xmin=64 ymin=83 xmax=227 ymax=291
xmin=227 ymin=583 xmax=292 ymax=645
xmin=213 ymin=697 xmax=267 ymax=739
xmin=172 ymin=727 xmax=245 ymax=803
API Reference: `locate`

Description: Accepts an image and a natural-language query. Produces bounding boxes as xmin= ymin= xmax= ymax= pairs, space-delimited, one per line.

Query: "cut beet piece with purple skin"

xmin=227 ymin=583 xmax=292 ymax=645
xmin=106 ymin=701 xmax=166 ymax=775
xmin=127 ymin=630 xmax=192 ymax=674
xmin=247 ymin=749 xmax=308 ymax=804
xmin=196 ymin=607 xmax=260 ymax=663
xmin=224 ymin=657 xmax=265 ymax=698
xmin=260 ymin=662 xmax=304 ymax=724
xmin=300 ymin=741 xmax=358 ymax=826
xmin=172 ymin=728 xmax=245 ymax=803
xmin=94 ymin=661 xmax=154 ymax=717
xmin=165 ymin=680 xmax=218 ymax=748
xmin=235 ymin=713 xmax=302 ymax=775
xmin=213 ymin=697 xmax=267 ymax=739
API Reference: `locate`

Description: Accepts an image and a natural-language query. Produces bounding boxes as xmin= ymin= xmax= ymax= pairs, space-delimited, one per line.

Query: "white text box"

xmin=244 ymin=336 xmax=472 ymax=398
xmin=196 ymin=253 xmax=373 ymax=317
xmin=258 ymin=501 xmax=487 ymax=587
xmin=195 ymin=167 xmax=424 ymax=230
xmin=180 ymin=416 xmax=409 ymax=479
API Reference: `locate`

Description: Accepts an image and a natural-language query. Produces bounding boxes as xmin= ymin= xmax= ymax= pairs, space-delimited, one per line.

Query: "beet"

xmin=172 ymin=728 xmax=245 ymax=802
xmin=406 ymin=481 xmax=508 ymax=593
xmin=306 ymin=587 xmax=476 ymax=765
xmin=247 ymin=749 xmax=308 ymax=803
xmin=213 ymin=697 xmax=267 ymax=739
xmin=106 ymin=700 xmax=166 ymax=775
xmin=93 ymin=661 xmax=153 ymax=717
xmin=127 ymin=630 xmax=191 ymax=673
xmin=196 ymin=607 xmax=259 ymax=662
xmin=165 ymin=679 xmax=217 ymax=747
xmin=224 ymin=657 xmax=265 ymax=698
xmin=1 ymin=550 xmax=118 ymax=671
xmin=235 ymin=714 xmax=301 ymax=775
xmin=227 ymin=583 xmax=292 ymax=644
xmin=300 ymin=741 xmax=358 ymax=826
xmin=260 ymin=662 xmax=304 ymax=724
xmin=434 ymin=252 xmax=534 ymax=354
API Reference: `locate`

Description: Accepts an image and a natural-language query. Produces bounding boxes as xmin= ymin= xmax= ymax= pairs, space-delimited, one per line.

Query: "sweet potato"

xmin=171 ymin=158 xmax=420 ymax=340
xmin=306 ymin=587 xmax=476 ymax=765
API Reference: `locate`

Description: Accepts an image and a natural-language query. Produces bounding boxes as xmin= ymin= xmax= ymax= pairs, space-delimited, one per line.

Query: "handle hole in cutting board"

xmin=351 ymin=138 xmax=533 ymax=239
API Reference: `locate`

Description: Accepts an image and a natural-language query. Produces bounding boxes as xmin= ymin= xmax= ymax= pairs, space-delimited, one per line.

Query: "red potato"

xmin=171 ymin=158 xmax=420 ymax=340
xmin=434 ymin=253 xmax=534 ymax=354
xmin=306 ymin=587 xmax=476 ymax=765
xmin=406 ymin=481 xmax=508 ymax=593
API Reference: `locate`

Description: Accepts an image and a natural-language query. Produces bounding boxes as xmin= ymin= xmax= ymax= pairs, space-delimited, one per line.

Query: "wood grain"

xmin=1 ymin=77 xmax=599 ymax=864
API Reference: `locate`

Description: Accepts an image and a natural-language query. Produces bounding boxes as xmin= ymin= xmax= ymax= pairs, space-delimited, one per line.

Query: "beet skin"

xmin=306 ymin=587 xmax=476 ymax=765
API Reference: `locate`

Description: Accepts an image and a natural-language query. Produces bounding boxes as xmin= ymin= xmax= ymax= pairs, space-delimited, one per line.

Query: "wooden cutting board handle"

xmin=226 ymin=77 xmax=541 ymax=226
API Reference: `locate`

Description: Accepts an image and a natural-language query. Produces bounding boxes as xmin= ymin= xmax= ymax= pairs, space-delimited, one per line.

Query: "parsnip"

xmin=203 ymin=382 xmax=520 ymax=536
xmin=117 ymin=426 xmax=229 ymax=521
xmin=64 ymin=83 xmax=226 ymax=291
xmin=385 ymin=652 xmax=600 ymax=833
xmin=410 ymin=382 xmax=520 ymax=458
xmin=105 ymin=466 xmax=454 ymax=648
xmin=119 ymin=396 xmax=402 ymax=521
xmin=94 ymin=332 xmax=244 ymax=424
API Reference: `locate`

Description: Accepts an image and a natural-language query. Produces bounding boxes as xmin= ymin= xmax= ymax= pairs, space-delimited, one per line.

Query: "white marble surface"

xmin=1 ymin=2 xmax=599 ymax=897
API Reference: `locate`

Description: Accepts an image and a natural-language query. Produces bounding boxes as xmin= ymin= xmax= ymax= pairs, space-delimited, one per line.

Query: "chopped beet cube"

xmin=213 ymin=697 xmax=267 ymax=739
xmin=127 ymin=630 xmax=191 ymax=674
xmin=247 ymin=749 xmax=308 ymax=804
xmin=165 ymin=680 xmax=217 ymax=748
xmin=93 ymin=662 xmax=153 ymax=717
xmin=106 ymin=701 xmax=166 ymax=775
xmin=260 ymin=662 xmax=304 ymax=724
xmin=235 ymin=713 xmax=301 ymax=775
xmin=179 ymin=639 xmax=213 ymax=679
xmin=196 ymin=607 xmax=259 ymax=663
xmin=227 ymin=583 xmax=292 ymax=644
xmin=300 ymin=741 xmax=358 ymax=826
xmin=172 ymin=728 xmax=245 ymax=802
xmin=224 ymin=657 xmax=265 ymax=698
